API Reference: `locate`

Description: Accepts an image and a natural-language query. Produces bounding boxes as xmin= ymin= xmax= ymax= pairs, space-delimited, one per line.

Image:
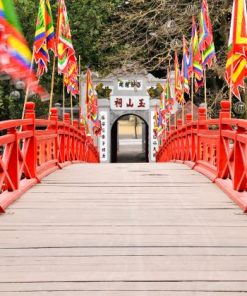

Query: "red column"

xmin=185 ymin=113 xmax=193 ymax=161
xmin=50 ymin=108 xmax=59 ymax=163
xmin=63 ymin=113 xmax=71 ymax=161
xmin=24 ymin=102 xmax=37 ymax=179
xmin=218 ymin=101 xmax=231 ymax=178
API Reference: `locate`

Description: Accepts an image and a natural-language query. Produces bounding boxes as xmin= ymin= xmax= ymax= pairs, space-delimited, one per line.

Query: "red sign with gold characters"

xmin=110 ymin=96 xmax=150 ymax=111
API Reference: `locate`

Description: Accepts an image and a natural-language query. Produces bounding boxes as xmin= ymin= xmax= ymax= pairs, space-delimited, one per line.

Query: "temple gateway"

xmin=81 ymin=68 xmax=177 ymax=163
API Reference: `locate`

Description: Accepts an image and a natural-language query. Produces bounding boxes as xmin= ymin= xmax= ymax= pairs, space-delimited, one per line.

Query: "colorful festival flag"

xmin=0 ymin=0 xmax=46 ymax=97
xmin=189 ymin=17 xmax=204 ymax=92
xmin=153 ymin=104 xmax=159 ymax=137
xmin=33 ymin=0 xmax=56 ymax=76
xmin=182 ymin=35 xmax=190 ymax=95
xmin=56 ymin=0 xmax=75 ymax=75
xmin=80 ymin=113 xmax=90 ymax=134
xmin=86 ymin=69 xmax=102 ymax=136
xmin=64 ymin=60 xmax=79 ymax=97
xmin=199 ymin=0 xmax=216 ymax=69
xmin=225 ymin=0 xmax=247 ymax=99
xmin=155 ymin=89 xmax=166 ymax=138
xmin=157 ymin=109 xmax=164 ymax=138
xmin=174 ymin=51 xmax=184 ymax=104
xmin=164 ymin=68 xmax=174 ymax=113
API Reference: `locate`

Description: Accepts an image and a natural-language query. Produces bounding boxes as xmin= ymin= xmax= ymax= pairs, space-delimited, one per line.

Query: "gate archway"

xmin=111 ymin=114 xmax=149 ymax=163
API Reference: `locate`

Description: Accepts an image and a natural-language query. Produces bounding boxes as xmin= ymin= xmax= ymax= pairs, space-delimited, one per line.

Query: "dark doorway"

xmin=111 ymin=115 xmax=149 ymax=163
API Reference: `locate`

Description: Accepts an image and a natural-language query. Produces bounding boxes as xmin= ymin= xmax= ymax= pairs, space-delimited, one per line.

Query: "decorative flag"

xmin=0 ymin=0 xmax=47 ymax=98
xmin=64 ymin=60 xmax=79 ymax=97
xmin=80 ymin=114 xmax=90 ymax=134
xmin=56 ymin=0 xmax=75 ymax=75
xmin=154 ymin=90 xmax=166 ymax=138
xmin=174 ymin=51 xmax=184 ymax=104
xmin=164 ymin=68 xmax=174 ymax=113
xmin=225 ymin=0 xmax=247 ymax=99
xmin=182 ymin=35 xmax=190 ymax=95
xmin=199 ymin=0 xmax=216 ymax=68
xmin=86 ymin=69 xmax=102 ymax=136
xmin=33 ymin=0 xmax=56 ymax=76
xmin=189 ymin=17 xmax=204 ymax=92
xmin=153 ymin=105 xmax=158 ymax=136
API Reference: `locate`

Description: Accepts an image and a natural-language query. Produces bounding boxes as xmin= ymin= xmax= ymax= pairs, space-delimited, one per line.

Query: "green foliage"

xmin=95 ymin=83 xmax=112 ymax=99
xmin=148 ymin=83 xmax=163 ymax=99
xmin=0 ymin=0 xmax=122 ymax=120
xmin=1 ymin=0 xmax=242 ymax=120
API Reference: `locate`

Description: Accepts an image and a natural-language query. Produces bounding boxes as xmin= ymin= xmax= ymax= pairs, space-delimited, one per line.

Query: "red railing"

xmin=0 ymin=102 xmax=99 ymax=212
xmin=157 ymin=100 xmax=247 ymax=212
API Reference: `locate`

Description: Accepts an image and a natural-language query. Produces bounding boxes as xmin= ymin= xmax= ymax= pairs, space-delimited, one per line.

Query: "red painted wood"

xmin=156 ymin=100 xmax=247 ymax=212
xmin=0 ymin=103 xmax=99 ymax=212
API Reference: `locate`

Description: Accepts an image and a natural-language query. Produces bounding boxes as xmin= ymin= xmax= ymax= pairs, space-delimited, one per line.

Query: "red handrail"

xmin=0 ymin=102 xmax=99 ymax=212
xmin=156 ymin=100 xmax=247 ymax=212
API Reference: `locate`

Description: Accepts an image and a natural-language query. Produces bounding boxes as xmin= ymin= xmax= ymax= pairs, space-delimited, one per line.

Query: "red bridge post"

xmin=24 ymin=102 xmax=37 ymax=180
xmin=217 ymin=100 xmax=231 ymax=179
xmin=196 ymin=107 xmax=207 ymax=165
xmin=64 ymin=113 xmax=71 ymax=162
xmin=6 ymin=126 xmax=19 ymax=191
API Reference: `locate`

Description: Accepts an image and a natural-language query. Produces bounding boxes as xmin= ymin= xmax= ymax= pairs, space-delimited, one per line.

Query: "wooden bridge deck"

xmin=1 ymin=163 xmax=247 ymax=295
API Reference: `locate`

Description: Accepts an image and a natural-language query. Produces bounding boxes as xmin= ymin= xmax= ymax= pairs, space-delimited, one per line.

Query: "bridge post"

xmin=196 ymin=107 xmax=207 ymax=165
xmin=64 ymin=113 xmax=70 ymax=125
xmin=233 ymin=124 xmax=246 ymax=191
xmin=177 ymin=119 xmax=183 ymax=129
xmin=176 ymin=119 xmax=183 ymax=160
xmin=24 ymin=102 xmax=37 ymax=180
xmin=50 ymin=108 xmax=59 ymax=164
xmin=72 ymin=120 xmax=79 ymax=161
xmin=63 ymin=113 xmax=71 ymax=162
xmin=6 ymin=127 xmax=19 ymax=191
xmin=186 ymin=114 xmax=192 ymax=124
xmin=218 ymin=100 xmax=231 ymax=179
xmin=79 ymin=125 xmax=86 ymax=162
xmin=185 ymin=113 xmax=194 ymax=162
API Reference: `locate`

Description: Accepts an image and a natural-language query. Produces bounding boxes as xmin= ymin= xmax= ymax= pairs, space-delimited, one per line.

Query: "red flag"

xmin=33 ymin=0 xmax=56 ymax=76
xmin=181 ymin=36 xmax=190 ymax=95
xmin=199 ymin=0 xmax=216 ymax=69
xmin=86 ymin=69 xmax=102 ymax=136
xmin=225 ymin=0 xmax=247 ymax=99
xmin=0 ymin=0 xmax=47 ymax=99
xmin=56 ymin=0 xmax=75 ymax=75
xmin=189 ymin=17 xmax=204 ymax=92
xmin=174 ymin=52 xmax=184 ymax=104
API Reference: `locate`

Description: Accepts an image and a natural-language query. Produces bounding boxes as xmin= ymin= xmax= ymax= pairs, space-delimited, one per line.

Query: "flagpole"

xmin=204 ymin=69 xmax=208 ymax=119
xmin=229 ymin=56 xmax=234 ymax=118
xmin=191 ymin=73 xmax=194 ymax=120
xmin=79 ymin=55 xmax=81 ymax=111
xmin=49 ymin=55 xmax=56 ymax=117
xmin=22 ymin=53 xmax=35 ymax=120
xmin=62 ymin=81 xmax=65 ymax=117
xmin=70 ymin=92 xmax=73 ymax=122
xmin=182 ymin=102 xmax=185 ymax=125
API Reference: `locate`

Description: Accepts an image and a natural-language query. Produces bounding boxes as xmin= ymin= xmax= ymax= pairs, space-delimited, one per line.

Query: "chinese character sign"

xmin=99 ymin=111 xmax=108 ymax=162
xmin=150 ymin=111 xmax=159 ymax=162
xmin=111 ymin=96 xmax=149 ymax=111
xmin=118 ymin=80 xmax=143 ymax=91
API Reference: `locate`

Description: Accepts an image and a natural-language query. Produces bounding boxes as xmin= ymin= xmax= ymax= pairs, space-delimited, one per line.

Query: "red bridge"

xmin=1 ymin=100 xmax=247 ymax=295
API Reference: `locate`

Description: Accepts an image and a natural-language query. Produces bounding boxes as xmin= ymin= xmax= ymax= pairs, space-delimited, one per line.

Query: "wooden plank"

xmin=0 ymin=163 xmax=247 ymax=295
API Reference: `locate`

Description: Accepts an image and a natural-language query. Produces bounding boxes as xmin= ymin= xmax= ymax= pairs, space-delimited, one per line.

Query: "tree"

xmin=100 ymin=0 xmax=234 ymax=117
xmin=0 ymin=0 xmax=122 ymax=120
